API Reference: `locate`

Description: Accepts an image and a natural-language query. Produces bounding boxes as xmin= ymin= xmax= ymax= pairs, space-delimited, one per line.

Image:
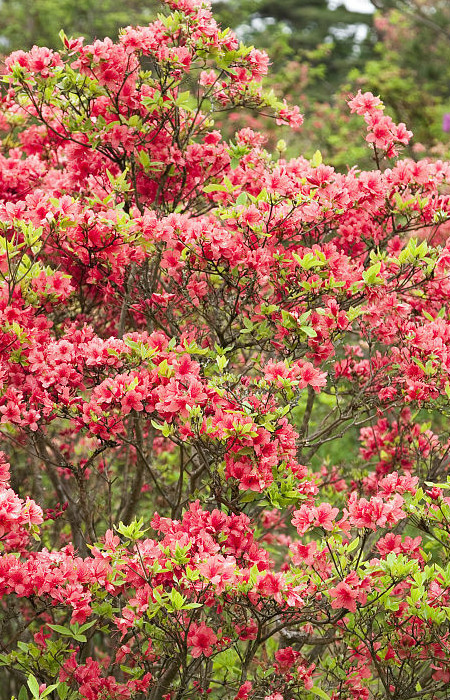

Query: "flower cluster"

xmin=348 ymin=89 xmax=413 ymax=157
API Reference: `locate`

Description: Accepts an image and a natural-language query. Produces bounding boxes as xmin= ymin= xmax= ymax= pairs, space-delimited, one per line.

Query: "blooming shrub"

xmin=1 ymin=1 xmax=450 ymax=699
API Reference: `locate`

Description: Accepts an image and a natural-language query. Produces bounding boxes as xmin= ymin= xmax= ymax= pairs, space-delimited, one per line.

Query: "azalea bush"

xmin=2 ymin=1 xmax=450 ymax=699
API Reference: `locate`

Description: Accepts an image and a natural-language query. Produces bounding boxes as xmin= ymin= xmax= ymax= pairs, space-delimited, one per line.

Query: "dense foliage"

xmin=2 ymin=1 xmax=450 ymax=699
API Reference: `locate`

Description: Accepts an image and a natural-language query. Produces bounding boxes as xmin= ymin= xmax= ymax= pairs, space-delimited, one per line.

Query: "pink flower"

xmin=274 ymin=646 xmax=299 ymax=670
xmin=199 ymin=69 xmax=217 ymax=86
xmin=257 ymin=572 xmax=285 ymax=601
xmin=347 ymin=492 xmax=406 ymax=530
xmin=235 ymin=682 xmax=252 ymax=700
xmin=348 ymin=90 xmax=382 ymax=115
xmin=314 ymin=502 xmax=339 ymax=531
xmin=329 ymin=581 xmax=359 ymax=613
xmin=292 ymin=502 xmax=338 ymax=534
xmin=187 ymin=622 xmax=218 ymax=658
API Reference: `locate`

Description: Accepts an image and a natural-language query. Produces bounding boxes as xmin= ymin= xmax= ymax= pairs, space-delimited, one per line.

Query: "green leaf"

xmin=311 ymin=150 xmax=323 ymax=167
xmin=362 ymin=261 xmax=382 ymax=285
xmin=301 ymin=325 xmax=317 ymax=338
xmin=310 ymin=686 xmax=332 ymax=700
xmin=203 ymin=184 xmax=229 ymax=193
xmin=47 ymin=624 xmax=73 ymax=636
xmin=182 ymin=602 xmax=203 ymax=609
xmin=72 ymin=633 xmax=87 ymax=642
xmin=27 ymin=676 xmax=40 ymax=699
xmin=169 ymin=590 xmax=185 ymax=610
xmin=57 ymin=683 xmax=69 ymax=700
xmin=138 ymin=150 xmax=151 ymax=169
xmin=79 ymin=620 xmax=97 ymax=633
xmin=346 ymin=536 xmax=360 ymax=553
xmin=116 ymin=517 xmax=148 ymax=541
xmin=239 ymin=491 xmax=259 ymax=503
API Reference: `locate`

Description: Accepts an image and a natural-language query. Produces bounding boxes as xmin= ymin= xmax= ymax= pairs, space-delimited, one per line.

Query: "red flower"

xmin=187 ymin=622 xmax=218 ymax=658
